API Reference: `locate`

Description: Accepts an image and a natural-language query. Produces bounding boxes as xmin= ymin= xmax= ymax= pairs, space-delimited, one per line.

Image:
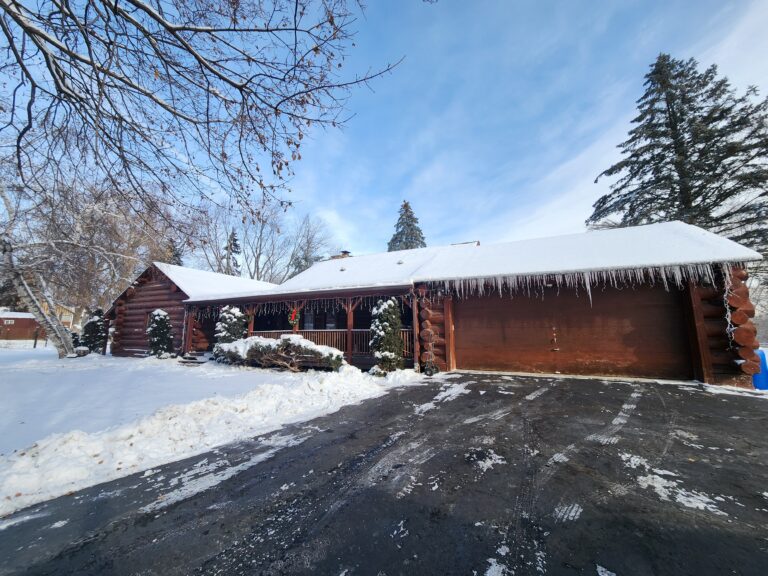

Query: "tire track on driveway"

xmin=490 ymin=381 xmax=647 ymax=575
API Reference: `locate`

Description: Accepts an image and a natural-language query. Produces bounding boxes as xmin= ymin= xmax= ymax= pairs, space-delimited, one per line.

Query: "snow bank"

xmin=0 ymin=340 xmax=50 ymax=350
xmin=215 ymin=334 xmax=344 ymax=361
xmin=0 ymin=364 xmax=421 ymax=516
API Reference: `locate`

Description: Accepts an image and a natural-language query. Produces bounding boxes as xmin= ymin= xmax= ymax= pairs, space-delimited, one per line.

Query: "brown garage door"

xmin=453 ymin=285 xmax=693 ymax=379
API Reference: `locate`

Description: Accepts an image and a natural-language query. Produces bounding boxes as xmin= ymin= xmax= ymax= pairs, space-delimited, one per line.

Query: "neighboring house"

xmin=106 ymin=222 xmax=763 ymax=386
xmin=40 ymin=302 xmax=76 ymax=330
xmin=0 ymin=311 xmax=46 ymax=340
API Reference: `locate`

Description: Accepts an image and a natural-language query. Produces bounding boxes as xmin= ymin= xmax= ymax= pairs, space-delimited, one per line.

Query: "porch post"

xmin=345 ymin=298 xmax=354 ymax=363
xmin=184 ymin=306 xmax=196 ymax=354
xmin=412 ymin=292 xmax=420 ymax=371
xmin=247 ymin=307 xmax=255 ymax=336
xmin=443 ymin=295 xmax=456 ymax=371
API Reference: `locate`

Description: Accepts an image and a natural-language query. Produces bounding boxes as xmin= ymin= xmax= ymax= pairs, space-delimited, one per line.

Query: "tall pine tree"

xmin=223 ymin=229 xmax=242 ymax=276
xmin=166 ymin=239 xmax=184 ymax=266
xmin=387 ymin=201 xmax=427 ymax=252
xmin=589 ymin=54 xmax=768 ymax=258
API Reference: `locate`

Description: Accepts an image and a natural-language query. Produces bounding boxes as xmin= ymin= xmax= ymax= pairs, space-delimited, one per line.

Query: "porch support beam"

xmin=443 ymin=295 xmax=456 ymax=371
xmin=411 ymin=291 xmax=420 ymax=371
xmin=340 ymin=298 xmax=362 ymax=363
xmin=183 ymin=306 xmax=196 ymax=354
xmin=246 ymin=303 xmax=261 ymax=336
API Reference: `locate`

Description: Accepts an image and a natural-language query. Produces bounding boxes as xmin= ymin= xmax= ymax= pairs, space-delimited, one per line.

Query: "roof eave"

xmin=185 ymin=284 xmax=414 ymax=306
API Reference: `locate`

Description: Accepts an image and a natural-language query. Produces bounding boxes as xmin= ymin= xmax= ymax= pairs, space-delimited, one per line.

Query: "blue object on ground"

xmin=753 ymin=349 xmax=768 ymax=390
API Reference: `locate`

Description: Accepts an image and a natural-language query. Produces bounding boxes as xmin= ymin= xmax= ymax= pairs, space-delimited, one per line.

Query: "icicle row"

xmin=433 ymin=262 xmax=740 ymax=302
xmin=193 ymin=294 xmax=410 ymax=319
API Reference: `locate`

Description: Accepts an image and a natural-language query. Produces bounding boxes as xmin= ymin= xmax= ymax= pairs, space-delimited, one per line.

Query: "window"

xmin=3 ymin=319 xmax=14 ymax=325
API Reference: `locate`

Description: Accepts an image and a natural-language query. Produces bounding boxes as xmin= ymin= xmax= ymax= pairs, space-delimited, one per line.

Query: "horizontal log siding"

xmin=417 ymin=292 xmax=448 ymax=372
xmin=111 ymin=270 xmax=188 ymax=356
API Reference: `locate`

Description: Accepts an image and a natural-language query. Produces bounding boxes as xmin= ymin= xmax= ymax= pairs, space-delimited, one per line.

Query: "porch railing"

xmin=249 ymin=329 xmax=413 ymax=358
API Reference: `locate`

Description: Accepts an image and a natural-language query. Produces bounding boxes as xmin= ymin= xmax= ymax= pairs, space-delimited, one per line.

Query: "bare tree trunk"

xmin=2 ymin=239 xmax=74 ymax=358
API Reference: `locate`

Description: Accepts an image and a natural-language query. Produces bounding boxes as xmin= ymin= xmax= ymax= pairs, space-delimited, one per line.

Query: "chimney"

xmin=330 ymin=250 xmax=352 ymax=260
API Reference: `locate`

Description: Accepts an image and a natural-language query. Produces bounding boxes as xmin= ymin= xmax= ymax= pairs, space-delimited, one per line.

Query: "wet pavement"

xmin=1 ymin=372 xmax=768 ymax=575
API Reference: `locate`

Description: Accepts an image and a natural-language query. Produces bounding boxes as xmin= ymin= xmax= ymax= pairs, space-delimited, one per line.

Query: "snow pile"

xmin=279 ymin=334 xmax=344 ymax=358
xmin=214 ymin=334 xmax=344 ymax=365
xmin=0 ymin=363 xmax=422 ymax=516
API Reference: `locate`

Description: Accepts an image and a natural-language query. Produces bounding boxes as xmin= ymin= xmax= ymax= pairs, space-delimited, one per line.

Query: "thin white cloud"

xmin=289 ymin=0 xmax=768 ymax=254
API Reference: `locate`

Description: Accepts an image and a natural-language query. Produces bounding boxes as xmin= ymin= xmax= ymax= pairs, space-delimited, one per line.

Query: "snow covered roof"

xmin=185 ymin=222 xmax=761 ymax=302
xmin=153 ymin=262 xmax=277 ymax=301
xmin=0 ymin=311 xmax=36 ymax=319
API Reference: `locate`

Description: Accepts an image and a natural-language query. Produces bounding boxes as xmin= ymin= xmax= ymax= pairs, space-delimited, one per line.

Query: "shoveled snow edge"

xmin=0 ymin=365 xmax=423 ymax=517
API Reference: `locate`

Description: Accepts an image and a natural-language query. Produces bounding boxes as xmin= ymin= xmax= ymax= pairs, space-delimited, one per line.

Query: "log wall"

xmin=110 ymin=266 xmax=188 ymax=356
xmin=690 ymin=267 xmax=760 ymax=387
xmin=416 ymin=287 xmax=450 ymax=372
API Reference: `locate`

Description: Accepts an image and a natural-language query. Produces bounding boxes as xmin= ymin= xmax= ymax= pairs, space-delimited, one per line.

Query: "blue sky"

xmin=288 ymin=0 xmax=768 ymax=255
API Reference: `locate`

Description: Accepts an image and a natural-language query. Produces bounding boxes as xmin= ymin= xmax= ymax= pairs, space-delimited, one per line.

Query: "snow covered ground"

xmin=0 ymin=348 xmax=422 ymax=516
xmin=0 ymin=339 xmax=50 ymax=351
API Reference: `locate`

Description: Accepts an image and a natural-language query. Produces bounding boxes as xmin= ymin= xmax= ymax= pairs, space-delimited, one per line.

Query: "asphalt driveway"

xmin=2 ymin=373 xmax=768 ymax=575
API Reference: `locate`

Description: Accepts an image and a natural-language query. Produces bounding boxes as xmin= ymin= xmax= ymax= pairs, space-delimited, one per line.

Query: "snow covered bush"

xmin=81 ymin=308 xmax=108 ymax=353
xmin=214 ymin=335 xmax=343 ymax=372
xmin=369 ymin=297 xmax=403 ymax=374
xmin=212 ymin=338 xmax=248 ymax=364
xmin=214 ymin=305 xmax=247 ymax=343
xmin=146 ymin=309 xmax=174 ymax=357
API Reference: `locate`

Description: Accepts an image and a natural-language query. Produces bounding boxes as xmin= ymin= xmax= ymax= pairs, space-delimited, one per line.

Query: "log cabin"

xmin=105 ymin=263 xmax=276 ymax=357
xmin=108 ymin=222 xmax=763 ymax=387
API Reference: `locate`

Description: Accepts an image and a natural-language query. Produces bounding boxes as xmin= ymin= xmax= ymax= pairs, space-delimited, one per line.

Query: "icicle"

xmin=582 ymin=272 xmax=592 ymax=306
xmin=721 ymin=263 xmax=735 ymax=347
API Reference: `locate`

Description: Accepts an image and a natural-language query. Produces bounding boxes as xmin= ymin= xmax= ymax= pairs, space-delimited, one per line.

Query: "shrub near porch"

xmin=213 ymin=334 xmax=344 ymax=371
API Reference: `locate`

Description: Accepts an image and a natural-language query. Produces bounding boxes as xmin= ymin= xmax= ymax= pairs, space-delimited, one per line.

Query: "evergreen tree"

xmin=166 ymin=239 xmax=184 ymax=266
xmin=146 ymin=309 xmax=174 ymax=356
xmin=215 ymin=306 xmax=247 ymax=343
xmin=223 ymin=229 xmax=242 ymax=276
xmin=369 ymin=297 xmax=403 ymax=373
xmin=81 ymin=308 xmax=108 ymax=352
xmin=589 ymin=54 xmax=768 ymax=258
xmin=387 ymin=201 xmax=427 ymax=252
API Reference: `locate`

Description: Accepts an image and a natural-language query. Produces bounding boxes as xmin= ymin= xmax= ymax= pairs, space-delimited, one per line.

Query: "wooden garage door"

xmin=453 ymin=286 xmax=693 ymax=379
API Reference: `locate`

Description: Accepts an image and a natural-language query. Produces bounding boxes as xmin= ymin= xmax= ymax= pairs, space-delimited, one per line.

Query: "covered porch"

xmin=184 ymin=289 xmax=419 ymax=370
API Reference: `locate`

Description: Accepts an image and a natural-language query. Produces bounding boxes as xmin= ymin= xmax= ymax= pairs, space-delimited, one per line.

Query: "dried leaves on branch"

xmin=0 ymin=0 xmax=393 ymax=356
xmin=0 ymin=0 xmax=395 ymax=215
